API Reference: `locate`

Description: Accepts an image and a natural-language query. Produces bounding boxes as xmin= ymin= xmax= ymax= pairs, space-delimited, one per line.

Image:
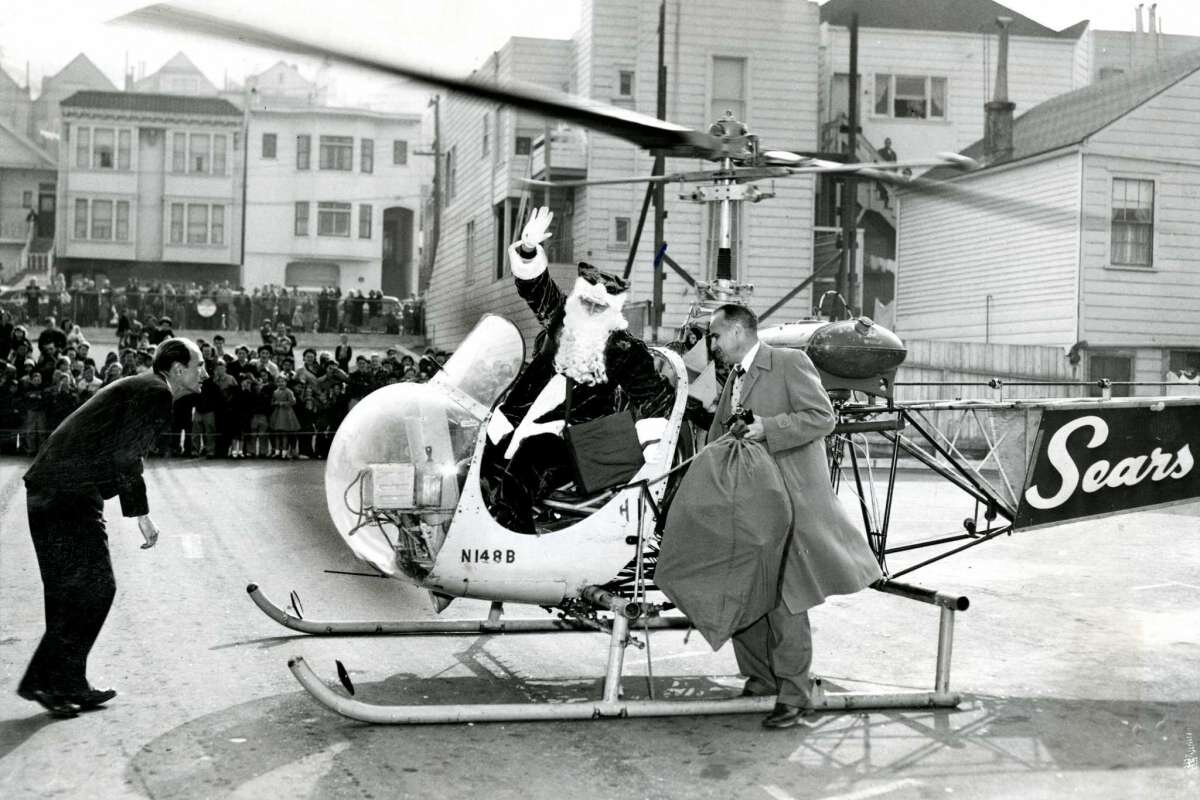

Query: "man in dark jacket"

xmin=17 ymin=337 xmax=206 ymax=717
xmin=481 ymin=207 xmax=673 ymax=533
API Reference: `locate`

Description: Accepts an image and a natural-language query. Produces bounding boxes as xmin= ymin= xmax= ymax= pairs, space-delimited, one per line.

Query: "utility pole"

xmin=418 ymin=95 xmax=442 ymax=292
xmin=839 ymin=11 xmax=859 ymax=316
xmin=651 ymin=0 xmax=668 ymax=340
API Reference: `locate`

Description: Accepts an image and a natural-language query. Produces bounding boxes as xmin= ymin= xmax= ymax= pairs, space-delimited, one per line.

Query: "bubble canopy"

xmin=324 ymin=315 xmax=525 ymax=578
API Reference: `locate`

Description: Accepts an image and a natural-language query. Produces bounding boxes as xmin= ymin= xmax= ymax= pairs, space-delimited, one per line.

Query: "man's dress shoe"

xmin=17 ymin=688 xmax=81 ymax=718
xmin=66 ymin=687 xmax=117 ymax=710
xmin=762 ymin=702 xmax=811 ymax=729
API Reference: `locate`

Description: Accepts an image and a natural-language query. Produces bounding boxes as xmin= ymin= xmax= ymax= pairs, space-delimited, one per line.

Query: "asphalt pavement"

xmin=1 ymin=458 xmax=1197 ymax=799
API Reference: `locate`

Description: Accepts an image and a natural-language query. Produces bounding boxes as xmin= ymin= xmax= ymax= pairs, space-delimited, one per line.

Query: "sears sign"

xmin=1016 ymin=405 xmax=1200 ymax=528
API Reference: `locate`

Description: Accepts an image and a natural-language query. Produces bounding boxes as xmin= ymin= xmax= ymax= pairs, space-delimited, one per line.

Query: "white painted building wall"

xmin=243 ymin=107 xmax=426 ymax=293
xmin=894 ymin=150 xmax=1080 ymax=345
xmin=821 ymin=26 xmax=1085 ymax=159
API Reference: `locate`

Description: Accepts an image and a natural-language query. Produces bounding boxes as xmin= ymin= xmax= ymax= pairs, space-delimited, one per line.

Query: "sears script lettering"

xmin=1024 ymin=415 xmax=1193 ymax=510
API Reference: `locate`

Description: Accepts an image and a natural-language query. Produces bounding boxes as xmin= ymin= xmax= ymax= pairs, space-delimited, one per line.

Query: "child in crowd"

xmin=269 ymin=373 xmax=300 ymax=459
xmin=249 ymin=376 xmax=273 ymax=457
xmin=229 ymin=373 xmax=257 ymax=459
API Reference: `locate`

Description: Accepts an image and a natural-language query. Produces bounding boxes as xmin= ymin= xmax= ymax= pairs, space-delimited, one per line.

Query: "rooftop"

xmin=819 ymin=0 xmax=1087 ymax=39
xmin=61 ymin=90 xmax=241 ymax=116
xmin=922 ymin=47 xmax=1200 ymax=180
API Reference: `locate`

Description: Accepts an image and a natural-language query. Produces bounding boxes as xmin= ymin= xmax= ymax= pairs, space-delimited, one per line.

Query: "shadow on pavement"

xmin=124 ymin=666 xmax=1200 ymax=800
xmin=0 ymin=711 xmax=65 ymax=761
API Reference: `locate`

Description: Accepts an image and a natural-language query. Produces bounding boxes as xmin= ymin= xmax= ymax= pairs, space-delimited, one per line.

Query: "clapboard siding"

xmin=895 ymin=151 xmax=1079 ymax=346
xmin=823 ymin=27 xmax=1080 ymax=159
xmin=581 ymin=0 xmax=820 ymax=332
xmin=1077 ymin=70 xmax=1200 ymax=350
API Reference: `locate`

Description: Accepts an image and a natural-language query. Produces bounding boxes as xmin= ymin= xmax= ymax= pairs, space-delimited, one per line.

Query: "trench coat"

xmin=708 ymin=344 xmax=882 ymax=614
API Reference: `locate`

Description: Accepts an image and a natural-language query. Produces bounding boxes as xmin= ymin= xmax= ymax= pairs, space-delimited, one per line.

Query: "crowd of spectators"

xmin=9 ymin=277 xmax=425 ymax=336
xmin=0 ymin=309 xmax=449 ymax=459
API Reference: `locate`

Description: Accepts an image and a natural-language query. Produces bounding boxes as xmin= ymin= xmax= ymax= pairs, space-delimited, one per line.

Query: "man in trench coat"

xmin=707 ymin=303 xmax=882 ymax=728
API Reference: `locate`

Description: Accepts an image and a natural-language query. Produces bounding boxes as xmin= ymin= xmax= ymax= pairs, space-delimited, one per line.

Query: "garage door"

xmin=285 ymin=260 xmax=340 ymax=288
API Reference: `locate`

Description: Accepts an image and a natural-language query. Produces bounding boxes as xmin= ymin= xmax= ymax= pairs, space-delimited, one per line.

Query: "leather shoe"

xmin=66 ymin=687 xmax=117 ymax=710
xmin=762 ymin=702 xmax=811 ymax=729
xmin=17 ymin=687 xmax=81 ymax=718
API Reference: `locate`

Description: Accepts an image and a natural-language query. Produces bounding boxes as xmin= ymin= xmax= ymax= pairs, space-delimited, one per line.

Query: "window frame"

xmin=393 ymin=139 xmax=408 ymax=165
xmin=617 ymin=69 xmax=635 ymax=98
xmin=319 ymin=135 xmax=353 ymax=171
xmin=262 ymin=132 xmax=277 ymax=159
xmin=710 ymin=55 xmax=748 ymax=126
xmin=297 ymin=134 xmax=311 ymax=170
xmin=481 ymin=112 xmax=490 ymax=158
xmin=294 ymin=201 xmax=310 ymax=236
xmin=515 ymin=136 xmax=532 ymax=156
xmin=361 ymin=137 xmax=374 ymax=173
xmin=358 ymin=203 xmax=373 ymax=239
xmin=317 ymin=201 xmax=352 ymax=237
xmin=872 ymin=73 xmax=948 ymax=120
xmin=1108 ymin=176 xmax=1156 ymax=268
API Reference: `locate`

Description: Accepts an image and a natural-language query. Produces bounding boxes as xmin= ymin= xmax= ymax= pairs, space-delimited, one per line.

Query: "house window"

xmin=74 ymin=199 xmax=88 ymax=238
xmin=187 ymin=204 xmax=209 ymax=244
xmin=482 ymin=113 xmax=490 ymax=157
xmin=118 ymin=130 xmax=131 ymax=170
xmin=262 ymin=133 xmax=277 ymax=158
xmin=359 ymin=204 xmax=372 ymax=239
xmin=1099 ymin=67 xmax=1125 ymax=80
xmin=317 ymin=201 xmax=351 ymax=236
xmin=515 ymin=136 xmax=532 ymax=155
xmin=211 ymin=205 xmax=224 ymax=245
xmin=361 ymin=138 xmax=374 ymax=173
xmin=295 ymin=202 xmax=309 ymax=235
xmin=212 ymin=135 xmax=226 ymax=174
xmin=76 ymin=127 xmax=90 ymax=168
xmin=618 ymin=69 xmax=635 ymax=97
xmin=93 ymin=128 xmax=114 ymax=169
xmin=494 ymin=198 xmax=521 ymax=279
xmin=297 ymin=134 xmax=311 ymax=170
xmin=1169 ymin=350 xmax=1200 ymax=376
xmin=1089 ymin=353 xmax=1132 ymax=398
xmin=115 ymin=201 xmax=130 ymax=241
xmin=91 ymin=200 xmax=113 ymax=239
xmin=172 ymin=132 xmax=186 ymax=172
xmin=466 ymin=219 xmax=476 ymax=276
xmin=393 ymin=139 xmax=407 ymax=165
xmin=614 ymin=216 xmax=631 ymax=244
xmin=319 ymin=135 xmax=353 ymax=170
xmin=190 ymin=133 xmax=210 ymax=173
xmin=170 ymin=203 xmax=184 ymax=243
xmin=874 ymin=74 xmax=947 ymax=119
xmin=1111 ymin=178 xmax=1154 ymax=266
xmin=22 ymin=191 xmax=32 ymax=208
xmin=445 ymin=144 xmax=457 ymax=205
xmin=711 ymin=56 xmax=746 ymax=123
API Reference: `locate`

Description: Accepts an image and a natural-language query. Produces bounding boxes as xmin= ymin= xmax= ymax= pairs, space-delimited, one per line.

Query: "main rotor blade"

xmin=116 ymin=3 xmax=723 ymax=156
xmin=520 ymin=165 xmax=794 ymax=189
xmin=787 ymin=156 xmax=979 ymax=174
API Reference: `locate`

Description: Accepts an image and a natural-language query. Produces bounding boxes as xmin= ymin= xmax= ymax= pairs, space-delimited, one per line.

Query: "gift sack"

xmin=656 ymin=436 xmax=793 ymax=650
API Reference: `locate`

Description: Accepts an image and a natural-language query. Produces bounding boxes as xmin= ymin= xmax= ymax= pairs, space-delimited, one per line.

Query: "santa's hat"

xmin=572 ymin=262 xmax=629 ymax=312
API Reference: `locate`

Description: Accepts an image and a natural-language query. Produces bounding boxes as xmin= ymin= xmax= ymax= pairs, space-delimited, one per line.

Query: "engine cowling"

xmin=759 ymin=317 xmax=906 ymax=379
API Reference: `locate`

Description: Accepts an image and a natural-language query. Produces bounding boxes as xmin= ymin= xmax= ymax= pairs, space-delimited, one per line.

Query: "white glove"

xmin=138 ymin=514 xmax=160 ymax=550
xmin=520 ymin=207 xmax=554 ymax=250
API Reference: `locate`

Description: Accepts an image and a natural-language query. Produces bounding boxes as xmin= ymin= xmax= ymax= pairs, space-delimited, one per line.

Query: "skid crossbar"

xmin=284 ymin=580 xmax=966 ymax=724
xmin=247 ymin=583 xmax=692 ymax=635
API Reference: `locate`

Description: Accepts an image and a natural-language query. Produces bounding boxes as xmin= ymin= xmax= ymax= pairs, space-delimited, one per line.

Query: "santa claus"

xmin=482 ymin=207 xmax=673 ymax=533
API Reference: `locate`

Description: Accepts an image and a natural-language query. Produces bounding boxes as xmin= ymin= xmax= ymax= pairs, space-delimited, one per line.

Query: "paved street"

xmin=1 ymin=458 xmax=1197 ymax=799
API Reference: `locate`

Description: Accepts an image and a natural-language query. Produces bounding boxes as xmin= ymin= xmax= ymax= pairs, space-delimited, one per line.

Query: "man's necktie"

xmin=732 ymin=364 xmax=746 ymax=414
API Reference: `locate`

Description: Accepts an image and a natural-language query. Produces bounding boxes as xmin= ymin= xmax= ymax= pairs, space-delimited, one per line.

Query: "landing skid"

xmin=280 ymin=581 xmax=967 ymax=724
xmin=246 ymin=583 xmax=694 ymax=635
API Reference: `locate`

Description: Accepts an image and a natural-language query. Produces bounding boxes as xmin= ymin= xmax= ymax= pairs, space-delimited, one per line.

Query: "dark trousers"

xmin=733 ymin=605 xmax=813 ymax=706
xmin=20 ymin=488 xmax=114 ymax=694
xmin=481 ymin=434 xmax=574 ymax=533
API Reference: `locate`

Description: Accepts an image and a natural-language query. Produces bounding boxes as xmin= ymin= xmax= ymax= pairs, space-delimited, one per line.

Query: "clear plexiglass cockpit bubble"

xmin=324 ymin=315 xmax=525 ymax=579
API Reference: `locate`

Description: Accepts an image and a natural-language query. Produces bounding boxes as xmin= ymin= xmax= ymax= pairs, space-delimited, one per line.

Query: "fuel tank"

xmin=758 ymin=317 xmax=907 ymax=379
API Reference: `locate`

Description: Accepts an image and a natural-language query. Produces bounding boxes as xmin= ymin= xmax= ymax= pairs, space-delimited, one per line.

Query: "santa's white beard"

xmin=555 ymin=279 xmax=628 ymax=386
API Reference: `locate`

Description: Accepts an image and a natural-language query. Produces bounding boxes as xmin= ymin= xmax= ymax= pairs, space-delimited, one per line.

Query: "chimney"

xmin=1136 ymin=4 xmax=1144 ymax=33
xmin=1149 ymin=3 xmax=1157 ymax=35
xmin=984 ymin=17 xmax=1016 ymax=163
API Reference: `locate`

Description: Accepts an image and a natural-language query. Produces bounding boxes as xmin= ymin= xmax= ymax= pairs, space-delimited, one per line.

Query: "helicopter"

xmin=118 ymin=3 xmax=1200 ymax=726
